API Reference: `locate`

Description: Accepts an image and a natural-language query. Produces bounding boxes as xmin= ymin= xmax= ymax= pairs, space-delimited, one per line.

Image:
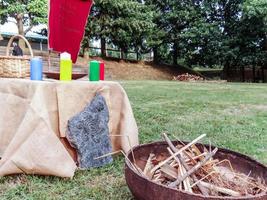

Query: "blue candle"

xmin=30 ymin=57 xmax=43 ymax=81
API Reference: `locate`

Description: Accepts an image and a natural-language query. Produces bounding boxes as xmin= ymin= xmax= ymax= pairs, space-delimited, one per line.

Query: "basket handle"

xmin=6 ymin=34 xmax=34 ymax=57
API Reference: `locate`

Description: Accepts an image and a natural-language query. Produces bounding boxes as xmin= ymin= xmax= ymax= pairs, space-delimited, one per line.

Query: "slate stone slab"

xmin=67 ymin=94 xmax=113 ymax=169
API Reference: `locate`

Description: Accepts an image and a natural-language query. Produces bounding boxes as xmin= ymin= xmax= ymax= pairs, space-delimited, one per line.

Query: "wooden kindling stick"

xmin=109 ymin=134 xmax=137 ymax=166
xmin=143 ymin=153 xmax=154 ymax=176
xmin=94 ymin=150 xmax=144 ymax=177
xmin=150 ymin=134 xmax=206 ymax=174
xmin=163 ymin=133 xmax=209 ymax=195
xmin=94 ymin=150 xmax=121 ymax=160
xmin=168 ymin=145 xmax=218 ymax=189
xmin=167 ymin=148 xmax=192 ymax=193
xmin=199 ymin=181 xmax=241 ymax=197
xmin=190 ymin=171 xmax=217 ymax=188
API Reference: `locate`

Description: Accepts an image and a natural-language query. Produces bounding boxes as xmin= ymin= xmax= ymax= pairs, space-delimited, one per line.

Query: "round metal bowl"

xmin=43 ymin=71 xmax=87 ymax=80
xmin=125 ymin=141 xmax=267 ymax=200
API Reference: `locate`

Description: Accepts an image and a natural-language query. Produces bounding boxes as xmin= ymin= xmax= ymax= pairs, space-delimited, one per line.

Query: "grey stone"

xmin=67 ymin=94 xmax=113 ymax=169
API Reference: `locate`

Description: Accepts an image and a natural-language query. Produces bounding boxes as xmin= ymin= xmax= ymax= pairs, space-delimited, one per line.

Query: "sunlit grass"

xmin=0 ymin=81 xmax=266 ymax=199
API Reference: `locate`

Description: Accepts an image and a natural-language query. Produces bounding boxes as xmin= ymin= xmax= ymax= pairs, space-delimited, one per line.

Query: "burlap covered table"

xmin=0 ymin=79 xmax=139 ymax=178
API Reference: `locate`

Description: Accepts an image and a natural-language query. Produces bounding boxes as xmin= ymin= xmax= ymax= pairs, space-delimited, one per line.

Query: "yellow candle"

xmin=60 ymin=52 xmax=72 ymax=81
xmin=60 ymin=59 xmax=72 ymax=81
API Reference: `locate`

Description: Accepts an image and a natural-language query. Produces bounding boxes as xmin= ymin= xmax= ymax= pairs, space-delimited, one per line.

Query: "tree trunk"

xmin=121 ymin=51 xmax=127 ymax=60
xmin=263 ymin=35 xmax=267 ymax=83
xmin=100 ymin=37 xmax=106 ymax=57
xmin=84 ymin=48 xmax=89 ymax=60
xmin=153 ymin=47 xmax=159 ymax=64
xmin=121 ymin=47 xmax=127 ymax=60
xmin=136 ymin=51 xmax=139 ymax=61
xmin=222 ymin=61 xmax=230 ymax=80
xmin=264 ymin=34 xmax=267 ymax=64
xmin=264 ymin=34 xmax=267 ymax=51
xmin=16 ymin=13 xmax=25 ymax=49
xmin=241 ymin=66 xmax=245 ymax=82
xmin=261 ymin=66 xmax=265 ymax=83
xmin=252 ymin=66 xmax=256 ymax=83
xmin=173 ymin=42 xmax=178 ymax=66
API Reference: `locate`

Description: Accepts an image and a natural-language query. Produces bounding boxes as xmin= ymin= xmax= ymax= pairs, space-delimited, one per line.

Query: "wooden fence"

xmin=227 ymin=67 xmax=267 ymax=83
xmin=86 ymin=46 xmax=153 ymax=61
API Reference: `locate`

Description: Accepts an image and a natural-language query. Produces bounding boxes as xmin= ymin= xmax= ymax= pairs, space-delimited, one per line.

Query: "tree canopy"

xmin=0 ymin=0 xmax=48 ymax=36
xmin=84 ymin=0 xmax=157 ymax=59
xmin=84 ymin=0 xmax=267 ymax=72
xmin=0 ymin=0 xmax=266 ymax=72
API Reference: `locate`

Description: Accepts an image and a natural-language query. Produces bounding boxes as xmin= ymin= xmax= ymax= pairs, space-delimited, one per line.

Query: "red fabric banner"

xmin=48 ymin=0 xmax=93 ymax=63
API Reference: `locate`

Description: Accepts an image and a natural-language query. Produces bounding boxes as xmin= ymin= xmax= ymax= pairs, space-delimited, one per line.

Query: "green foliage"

xmin=244 ymin=0 xmax=267 ymax=21
xmin=220 ymin=0 xmax=267 ymax=68
xmin=1 ymin=0 xmax=265 ymax=71
xmin=144 ymin=0 xmax=267 ymax=70
xmin=84 ymin=0 xmax=267 ymax=69
xmin=145 ymin=0 xmax=197 ymax=64
xmin=0 ymin=0 xmax=48 ymax=33
xmin=26 ymin=0 xmax=48 ymax=25
xmin=84 ymin=0 xmax=158 ymax=56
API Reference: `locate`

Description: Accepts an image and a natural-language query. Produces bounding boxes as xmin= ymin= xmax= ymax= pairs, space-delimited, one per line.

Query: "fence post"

xmin=241 ymin=66 xmax=245 ymax=82
xmin=253 ymin=66 xmax=256 ymax=82
xmin=262 ymin=66 xmax=265 ymax=83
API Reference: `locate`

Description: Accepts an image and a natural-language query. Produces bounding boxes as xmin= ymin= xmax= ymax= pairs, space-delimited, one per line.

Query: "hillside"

xmin=76 ymin=57 xmax=204 ymax=80
xmin=0 ymin=47 xmax=202 ymax=80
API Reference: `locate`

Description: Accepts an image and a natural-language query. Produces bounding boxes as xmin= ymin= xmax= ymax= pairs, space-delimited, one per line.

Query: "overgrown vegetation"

xmin=0 ymin=81 xmax=266 ymax=199
xmin=85 ymin=0 xmax=267 ymax=71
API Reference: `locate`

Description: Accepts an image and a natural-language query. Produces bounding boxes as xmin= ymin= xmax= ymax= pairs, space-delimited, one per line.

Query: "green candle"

xmin=60 ymin=59 xmax=72 ymax=81
xmin=89 ymin=60 xmax=100 ymax=81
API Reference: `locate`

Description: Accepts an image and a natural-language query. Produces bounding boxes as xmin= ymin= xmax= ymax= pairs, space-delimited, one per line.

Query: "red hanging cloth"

xmin=48 ymin=0 xmax=93 ymax=63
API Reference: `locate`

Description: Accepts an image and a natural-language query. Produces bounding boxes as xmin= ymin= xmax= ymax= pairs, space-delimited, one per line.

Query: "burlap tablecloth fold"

xmin=0 ymin=79 xmax=139 ymax=178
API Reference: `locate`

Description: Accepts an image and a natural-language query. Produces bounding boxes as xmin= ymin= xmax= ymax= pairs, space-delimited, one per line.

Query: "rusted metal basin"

xmin=43 ymin=71 xmax=87 ymax=80
xmin=125 ymin=141 xmax=267 ymax=200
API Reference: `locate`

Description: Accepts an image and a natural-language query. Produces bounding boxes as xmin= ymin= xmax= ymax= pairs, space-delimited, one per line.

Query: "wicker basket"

xmin=0 ymin=35 xmax=33 ymax=78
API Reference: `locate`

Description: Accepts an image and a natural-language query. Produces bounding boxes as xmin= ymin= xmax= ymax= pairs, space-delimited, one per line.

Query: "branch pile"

xmin=173 ymin=73 xmax=204 ymax=81
xmin=140 ymin=134 xmax=267 ymax=197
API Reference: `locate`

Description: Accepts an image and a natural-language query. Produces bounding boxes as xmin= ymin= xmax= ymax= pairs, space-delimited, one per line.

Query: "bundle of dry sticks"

xmin=173 ymin=73 xmax=204 ymax=81
xmin=140 ymin=134 xmax=267 ymax=197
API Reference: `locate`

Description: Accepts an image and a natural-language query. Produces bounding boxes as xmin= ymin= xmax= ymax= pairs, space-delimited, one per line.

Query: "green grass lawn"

xmin=0 ymin=81 xmax=266 ymax=200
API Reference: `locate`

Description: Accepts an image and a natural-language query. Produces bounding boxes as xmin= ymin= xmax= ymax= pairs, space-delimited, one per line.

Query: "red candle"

xmin=99 ymin=61 xmax=105 ymax=80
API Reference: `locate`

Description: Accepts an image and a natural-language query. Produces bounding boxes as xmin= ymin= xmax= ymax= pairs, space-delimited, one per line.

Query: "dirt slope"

xmin=0 ymin=46 xmax=200 ymax=80
xmin=76 ymin=57 xmax=202 ymax=80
